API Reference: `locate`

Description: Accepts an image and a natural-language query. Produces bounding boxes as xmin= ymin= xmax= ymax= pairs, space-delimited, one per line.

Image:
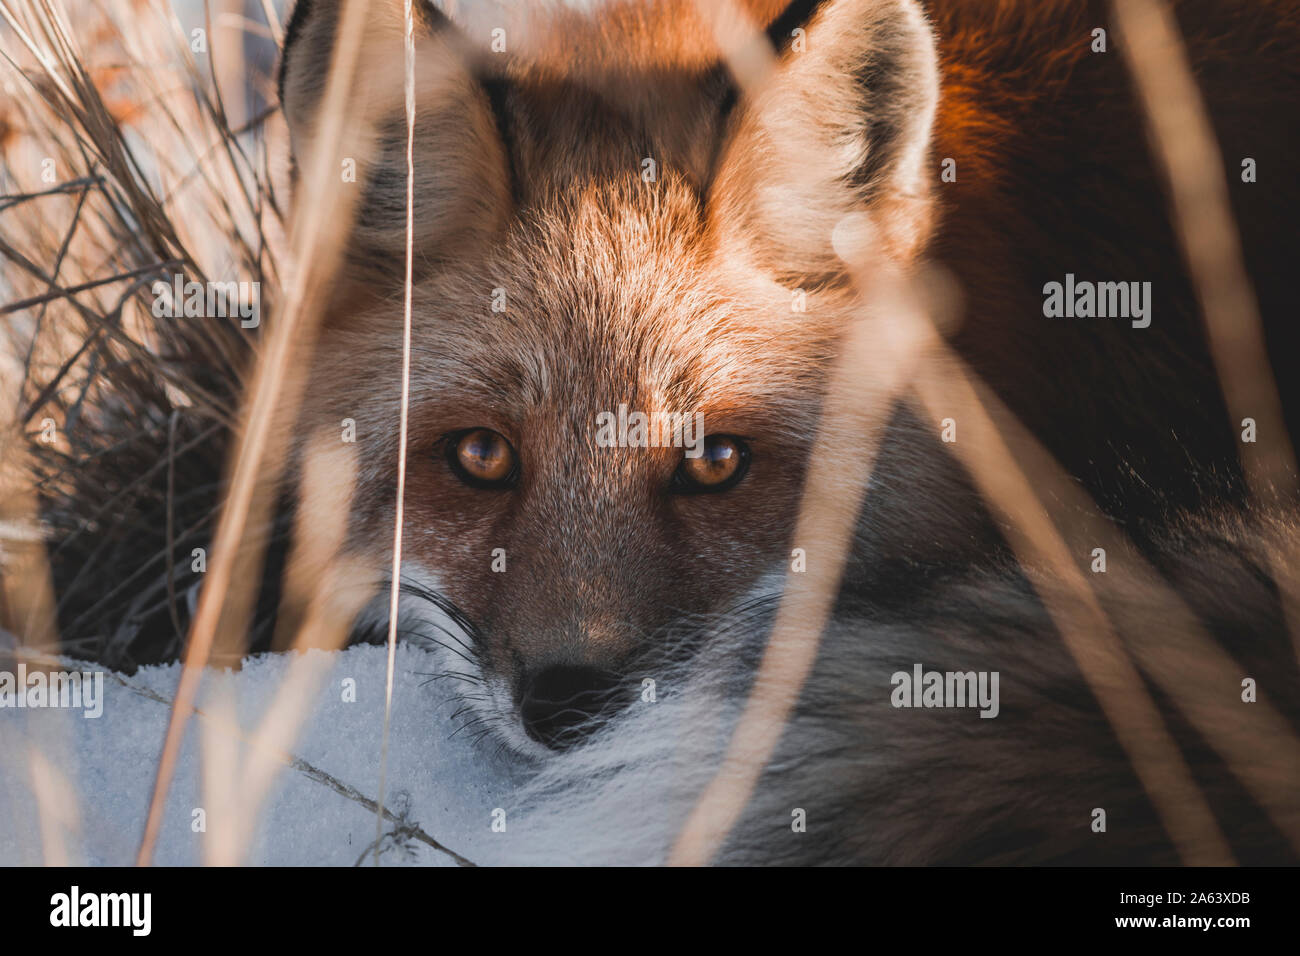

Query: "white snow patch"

xmin=0 ymin=641 xmax=733 ymax=866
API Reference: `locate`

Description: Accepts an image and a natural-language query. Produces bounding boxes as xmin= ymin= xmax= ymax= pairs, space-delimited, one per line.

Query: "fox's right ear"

xmin=708 ymin=0 xmax=939 ymax=286
xmin=278 ymin=0 xmax=511 ymax=284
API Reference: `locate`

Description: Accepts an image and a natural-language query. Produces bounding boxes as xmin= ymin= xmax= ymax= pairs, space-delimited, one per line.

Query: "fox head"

xmin=278 ymin=0 xmax=939 ymax=751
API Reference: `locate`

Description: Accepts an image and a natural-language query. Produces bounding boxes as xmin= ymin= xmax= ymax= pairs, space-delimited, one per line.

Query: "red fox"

xmin=17 ymin=0 xmax=1297 ymax=865
xmin=266 ymin=0 xmax=1300 ymax=863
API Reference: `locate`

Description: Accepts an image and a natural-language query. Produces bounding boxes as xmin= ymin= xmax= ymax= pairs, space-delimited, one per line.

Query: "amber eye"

xmin=674 ymin=435 xmax=750 ymax=493
xmin=446 ymin=429 xmax=518 ymax=488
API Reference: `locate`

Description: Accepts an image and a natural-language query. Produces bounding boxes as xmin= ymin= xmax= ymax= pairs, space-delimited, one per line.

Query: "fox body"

xmin=267 ymin=0 xmax=1300 ymax=862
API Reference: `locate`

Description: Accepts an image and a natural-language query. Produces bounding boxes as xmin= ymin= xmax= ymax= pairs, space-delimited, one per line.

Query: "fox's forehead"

xmin=399 ymin=176 xmax=835 ymax=437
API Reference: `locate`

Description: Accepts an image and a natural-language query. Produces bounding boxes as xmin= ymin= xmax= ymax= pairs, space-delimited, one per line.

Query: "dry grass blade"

xmin=909 ymin=345 xmax=1236 ymax=865
xmin=201 ymin=436 xmax=365 ymax=865
xmin=0 ymin=456 xmax=59 ymax=654
xmin=26 ymin=744 xmax=79 ymax=866
xmin=670 ymin=261 xmax=931 ymax=865
xmin=1112 ymin=0 xmax=1300 ymax=658
xmin=374 ymin=0 xmax=420 ymax=866
xmin=135 ymin=0 xmax=380 ymax=865
xmin=670 ymin=0 xmax=928 ymax=867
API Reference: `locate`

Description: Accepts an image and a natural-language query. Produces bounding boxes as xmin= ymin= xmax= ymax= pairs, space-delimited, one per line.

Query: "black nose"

xmin=519 ymin=666 xmax=624 ymax=750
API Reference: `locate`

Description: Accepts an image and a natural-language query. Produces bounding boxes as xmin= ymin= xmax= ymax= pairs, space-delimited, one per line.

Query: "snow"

xmin=0 ymin=638 xmax=738 ymax=866
xmin=1 ymin=643 xmax=596 ymax=866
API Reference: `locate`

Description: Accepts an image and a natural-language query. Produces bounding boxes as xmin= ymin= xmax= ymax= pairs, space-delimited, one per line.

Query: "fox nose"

xmin=519 ymin=665 xmax=625 ymax=750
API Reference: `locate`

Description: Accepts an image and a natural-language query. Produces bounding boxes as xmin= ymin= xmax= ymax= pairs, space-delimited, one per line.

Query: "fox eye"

xmin=446 ymin=429 xmax=518 ymax=488
xmin=675 ymin=436 xmax=750 ymax=493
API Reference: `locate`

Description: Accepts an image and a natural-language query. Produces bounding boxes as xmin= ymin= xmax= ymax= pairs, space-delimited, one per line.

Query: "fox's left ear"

xmin=708 ymin=0 xmax=939 ymax=283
